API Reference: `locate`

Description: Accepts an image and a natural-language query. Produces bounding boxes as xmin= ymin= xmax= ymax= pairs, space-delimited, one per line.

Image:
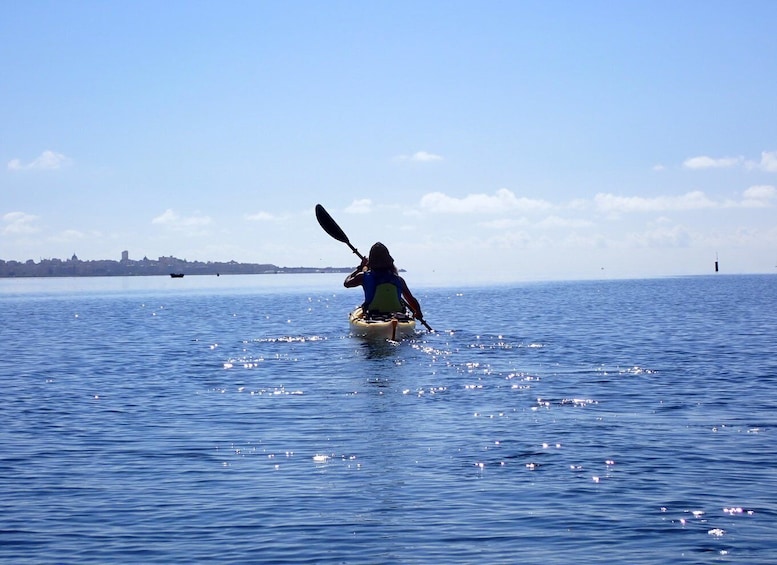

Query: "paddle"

xmin=315 ymin=204 xmax=365 ymax=261
xmin=315 ymin=204 xmax=434 ymax=332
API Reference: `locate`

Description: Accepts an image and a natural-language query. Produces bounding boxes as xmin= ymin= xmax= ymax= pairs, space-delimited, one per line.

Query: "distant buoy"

xmin=714 ymin=253 xmax=719 ymax=272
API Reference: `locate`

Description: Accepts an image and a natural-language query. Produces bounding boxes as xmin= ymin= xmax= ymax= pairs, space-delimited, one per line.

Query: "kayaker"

xmin=344 ymin=242 xmax=423 ymax=320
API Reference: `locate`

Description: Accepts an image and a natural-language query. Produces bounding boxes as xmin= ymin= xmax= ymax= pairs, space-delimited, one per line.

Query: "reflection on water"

xmin=358 ymin=338 xmax=403 ymax=360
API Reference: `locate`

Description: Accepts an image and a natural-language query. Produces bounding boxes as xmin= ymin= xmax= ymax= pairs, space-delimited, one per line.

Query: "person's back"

xmin=363 ymin=268 xmax=404 ymax=314
xmin=343 ymin=242 xmax=423 ymax=321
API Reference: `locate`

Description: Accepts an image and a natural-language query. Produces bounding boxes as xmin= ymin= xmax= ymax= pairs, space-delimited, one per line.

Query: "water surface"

xmin=1 ymin=274 xmax=776 ymax=563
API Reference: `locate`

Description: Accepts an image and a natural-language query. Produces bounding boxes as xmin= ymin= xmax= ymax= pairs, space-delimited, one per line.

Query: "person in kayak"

xmin=344 ymin=242 xmax=423 ymax=320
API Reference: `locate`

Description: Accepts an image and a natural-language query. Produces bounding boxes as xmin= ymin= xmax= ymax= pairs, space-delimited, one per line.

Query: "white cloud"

xmin=480 ymin=215 xmax=593 ymax=231
xmin=567 ymin=198 xmax=590 ymax=211
xmin=152 ymin=209 xmax=211 ymax=229
xmin=683 ymin=155 xmax=745 ymax=169
xmin=48 ymin=229 xmax=102 ymax=244
xmin=740 ymin=185 xmax=776 ymax=207
xmin=245 ymin=211 xmax=276 ymax=221
xmin=345 ymin=199 xmax=372 ymax=214
xmin=590 ymin=188 xmax=775 ymax=215
xmin=412 ymin=151 xmax=443 ymax=162
xmin=595 ymin=191 xmax=717 ymax=214
xmin=2 ymin=212 xmax=40 ymax=234
xmin=152 ymin=209 xmax=179 ymax=225
xmin=742 ymin=184 xmax=775 ymax=200
xmin=683 ymin=155 xmax=744 ymax=169
xmin=683 ymin=150 xmax=777 ymax=172
xmin=7 ymin=150 xmax=71 ymax=171
xmin=59 ymin=229 xmax=86 ymax=240
xmin=749 ymin=150 xmax=777 ymax=172
xmin=479 ymin=218 xmax=526 ymax=230
xmin=396 ymin=150 xmax=444 ymax=162
xmin=420 ymin=188 xmax=553 ymax=214
xmin=535 ymin=215 xmax=595 ymax=229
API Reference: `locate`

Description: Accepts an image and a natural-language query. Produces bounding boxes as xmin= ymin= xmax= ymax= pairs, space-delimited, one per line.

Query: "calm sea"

xmin=1 ymin=274 xmax=776 ymax=564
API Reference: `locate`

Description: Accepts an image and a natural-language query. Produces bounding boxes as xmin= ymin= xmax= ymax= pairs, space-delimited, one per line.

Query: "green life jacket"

xmin=363 ymin=271 xmax=403 ymax=313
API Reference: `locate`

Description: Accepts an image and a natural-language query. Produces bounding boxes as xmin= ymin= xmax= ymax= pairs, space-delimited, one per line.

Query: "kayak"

xmin=349 ymin=307 xmax=416 ymax=340
xmin=348 ymin=307 xmax=416 ymax=340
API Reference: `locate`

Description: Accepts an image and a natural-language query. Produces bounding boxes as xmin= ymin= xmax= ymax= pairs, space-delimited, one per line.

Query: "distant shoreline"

xmin=0 ymin=269 xmax=354 ymax=279
xmin=0 ymin=255 xmax=354 ymax=278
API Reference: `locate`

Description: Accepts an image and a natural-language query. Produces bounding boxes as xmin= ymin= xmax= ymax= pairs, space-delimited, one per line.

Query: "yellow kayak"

xmin=348 ymin=307 xmax=417 ymax=340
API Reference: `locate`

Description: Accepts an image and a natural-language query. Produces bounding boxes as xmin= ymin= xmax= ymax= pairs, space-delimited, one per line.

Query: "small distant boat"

xmin=170 ymin=273 xmax=185 ymax=278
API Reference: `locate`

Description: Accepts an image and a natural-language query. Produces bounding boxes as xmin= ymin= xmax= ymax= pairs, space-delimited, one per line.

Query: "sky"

xmin=3 ymin=0 xmax=776 ymax=284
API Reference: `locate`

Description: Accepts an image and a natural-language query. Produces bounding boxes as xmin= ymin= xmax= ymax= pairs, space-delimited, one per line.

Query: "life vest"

xmin=362 ymin=270 xmax=404 ymax=313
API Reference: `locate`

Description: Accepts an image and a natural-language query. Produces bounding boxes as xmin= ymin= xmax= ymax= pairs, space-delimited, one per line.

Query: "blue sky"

xmin=3 ymin=0 xmax=776 ymax=283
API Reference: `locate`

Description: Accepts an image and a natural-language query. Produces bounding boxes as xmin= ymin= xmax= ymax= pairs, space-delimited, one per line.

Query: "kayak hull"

xmin=348 ymin=307 xmax=416 ymax=340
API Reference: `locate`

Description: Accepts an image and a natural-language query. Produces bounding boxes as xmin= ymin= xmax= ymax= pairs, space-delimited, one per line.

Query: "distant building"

xmin=121 ymin=250 xmax=129 ymax=263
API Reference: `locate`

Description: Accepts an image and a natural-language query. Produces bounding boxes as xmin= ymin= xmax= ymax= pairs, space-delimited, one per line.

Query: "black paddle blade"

xmin=315 ymin=204 xmax=350 ymax=244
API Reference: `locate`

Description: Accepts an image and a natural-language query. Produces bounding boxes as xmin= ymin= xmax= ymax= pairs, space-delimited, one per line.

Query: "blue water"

xmin=1 ymin=274 xmax=776 ymax=563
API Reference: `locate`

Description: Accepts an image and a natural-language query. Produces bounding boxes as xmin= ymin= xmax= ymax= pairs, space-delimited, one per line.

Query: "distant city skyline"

xmin=0 ymin=251 xmax=351 ymax=278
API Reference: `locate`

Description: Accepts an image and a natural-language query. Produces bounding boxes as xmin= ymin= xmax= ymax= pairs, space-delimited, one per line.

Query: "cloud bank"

xmin=416 ymin=185 xmax=774 ymax=218
xmin=595 ymin=191 xmax=717 ymax=213
xmin=683 ymin=150 xmax=777 ymax=172
xmin=420 ymin=188 xmax=552 ymax=214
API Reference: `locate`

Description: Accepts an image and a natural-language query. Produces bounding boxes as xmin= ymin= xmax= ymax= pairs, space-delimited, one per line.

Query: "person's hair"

xmin=368 ymin=242 xmax=397 ymax=273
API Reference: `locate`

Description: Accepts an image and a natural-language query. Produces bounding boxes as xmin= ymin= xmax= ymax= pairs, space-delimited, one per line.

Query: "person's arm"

xmin=399 ymin=278 xmax=422 ymax=318
xmin=343 ymin=258 xmax=368 ymax=288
